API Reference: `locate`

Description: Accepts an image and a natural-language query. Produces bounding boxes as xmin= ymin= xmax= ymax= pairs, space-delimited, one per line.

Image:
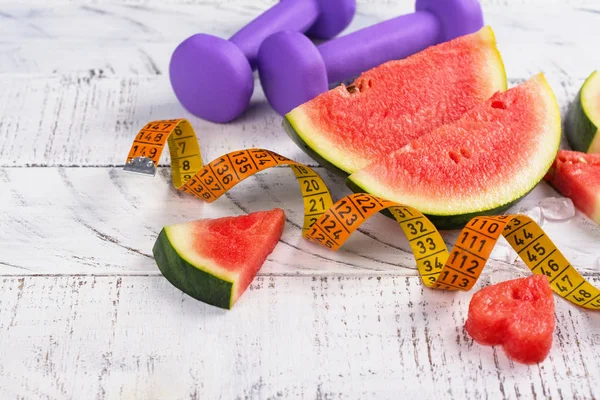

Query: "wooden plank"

xmin=0 ymin=42 xmax=169 ymax=76
xmin=0 ymin=3 xmax=598 ymax=79
xmin=0 ymin=71 xmax=594 ymax=168
xmin=0 ymin=73 xmax=326 ymax=168
xmin=0 ymin=1 xmax=411 ymax=45
xmin=0 ymin=166 xmax=598 ymax=275
xmin=0 ymin=1 xmax=596 ymax=48
xmin=1 ymin=274 xmax=599 ymax=399
xmin=0 ymin=4 xmax=599 ymax=167
xmin=1 ymin=14 xmax=598 ymax=79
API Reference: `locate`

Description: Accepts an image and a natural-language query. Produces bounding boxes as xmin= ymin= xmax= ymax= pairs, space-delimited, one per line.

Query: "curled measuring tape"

xmin=124 ymin=119 xmax=600 ymax=310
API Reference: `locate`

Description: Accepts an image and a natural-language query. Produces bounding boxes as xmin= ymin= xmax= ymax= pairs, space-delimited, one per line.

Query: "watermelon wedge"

xmin=152 ymin=209 xmax=285 ymax=309
xmin=565 ymin=70 xmax=600 ymax=154
xmin=284 ymin=26 xmax=507 ymax=175
xmin=347 ymin=74 xmax=561 ymax=229
xmin=544 ymin=150 xmax=600 ymax=225
xmin=465 ymin=275 xmax=555 ymax=365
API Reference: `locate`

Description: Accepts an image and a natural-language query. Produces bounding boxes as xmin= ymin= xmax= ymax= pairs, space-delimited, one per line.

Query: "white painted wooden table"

xmin=1 ymin=0 xmax=600 ymax=398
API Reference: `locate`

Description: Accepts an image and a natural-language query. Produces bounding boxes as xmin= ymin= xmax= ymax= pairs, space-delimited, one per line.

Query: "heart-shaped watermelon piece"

xmin=464 ymin=275 xmax=556 ymax=364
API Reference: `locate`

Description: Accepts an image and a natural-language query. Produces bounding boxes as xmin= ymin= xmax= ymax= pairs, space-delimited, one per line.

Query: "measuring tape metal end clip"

xmin=124 ymin=156 xmax=157 ymax=176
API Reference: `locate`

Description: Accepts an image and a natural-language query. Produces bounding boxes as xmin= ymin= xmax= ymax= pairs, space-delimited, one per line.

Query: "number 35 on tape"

xmin=124 ymin=118 xmax=600 ymax=310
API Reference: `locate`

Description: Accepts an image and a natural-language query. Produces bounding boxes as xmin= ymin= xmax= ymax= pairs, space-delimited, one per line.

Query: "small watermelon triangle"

xmin=152 ymin=209 xmax=285 ymax=309
xmin=545 ymin=150 xmax=600 ymax=225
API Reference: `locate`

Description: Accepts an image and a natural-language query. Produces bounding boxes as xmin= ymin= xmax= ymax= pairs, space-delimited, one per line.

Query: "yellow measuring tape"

xmin=124 ymin=119 xmax=600 ymax=310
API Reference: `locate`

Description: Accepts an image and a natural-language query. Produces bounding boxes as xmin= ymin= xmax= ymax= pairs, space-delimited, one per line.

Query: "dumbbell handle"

xmin=230 ymin=0 xmax=321 ymax=68
xmin=320 ymin=11 xmax=440 ymax=83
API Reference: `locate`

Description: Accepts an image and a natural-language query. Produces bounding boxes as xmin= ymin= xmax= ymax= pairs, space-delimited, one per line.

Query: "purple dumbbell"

xmin=257 ymin=0 xmax=484 ymax=115
xmin=169 ymin=0 xmax=356 ymax=123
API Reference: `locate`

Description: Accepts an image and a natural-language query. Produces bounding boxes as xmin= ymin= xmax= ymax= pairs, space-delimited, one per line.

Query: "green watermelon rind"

xmin=565 ymin=70 xmax=600 ymax=153
xmin=346 ymin=178 xmax=534 ymax=230
xmin=283 ymin=117 xmax=351 ymax=177
xmin=283 ymin=26 xmax=509 ymax=177
xmin=152 ymin=228 xmax=235 ymax=309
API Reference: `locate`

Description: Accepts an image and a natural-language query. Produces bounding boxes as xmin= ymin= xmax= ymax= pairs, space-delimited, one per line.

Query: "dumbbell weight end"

xmin=169 ymin=34 xmax=254 ymax=123
xmin=169 ymin=0 xmax=356 ymax=123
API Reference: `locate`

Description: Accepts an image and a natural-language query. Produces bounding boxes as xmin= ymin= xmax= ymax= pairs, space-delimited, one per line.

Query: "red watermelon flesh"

xmin=153 ymin=209 xmax=285 ymax=308
xmin=544 ymin=150 xmax=600 ymax=224
xmin=348 ymin=74 xmax=561 ymax=224
xmin=194 ymin=209 xmax=285 ymax=295
xmin=465 ymin=275 xmax=555 ymax=364
xmin=285 ymin=26 xmax=507 ymax=174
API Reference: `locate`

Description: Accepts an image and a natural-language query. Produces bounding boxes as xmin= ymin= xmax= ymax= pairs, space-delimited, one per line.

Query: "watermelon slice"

xmin=464 ymin=275 xmax=555 ymax=365
xmin=347 ymin=74 xmax=562 ymax=229
xmin=284 ymin=26 xmax=507 ymax=175
xmin=152 ymin=209 xmax=285 ymax=309
xmin=565 ymin=70 xmax=600 ymax=154
xmin=544 ymin=150 xmax=600 ymax=225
